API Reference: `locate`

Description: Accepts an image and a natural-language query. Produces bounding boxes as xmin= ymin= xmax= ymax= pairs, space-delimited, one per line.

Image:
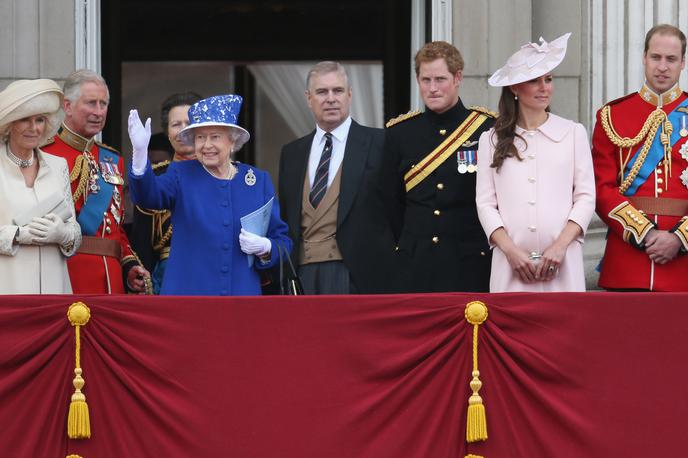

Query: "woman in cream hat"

xmin=475 ymin=33 xmax=596 ymax=292
xmin=0 ymin=79 xmax=82 ymax=293
xmin=127 ymin=94 xmax=291 ymax=296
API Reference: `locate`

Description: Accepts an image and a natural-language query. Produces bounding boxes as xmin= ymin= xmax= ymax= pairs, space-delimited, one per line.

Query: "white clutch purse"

xmin=12 ymin=192 xmax=72 ymax=226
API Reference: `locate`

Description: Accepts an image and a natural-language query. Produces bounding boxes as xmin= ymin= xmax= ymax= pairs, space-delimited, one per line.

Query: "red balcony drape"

xmin=0 ymin=293 xmax=686 ymax=457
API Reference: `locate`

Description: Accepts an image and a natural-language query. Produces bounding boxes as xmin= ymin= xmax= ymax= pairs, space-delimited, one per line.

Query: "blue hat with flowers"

xmin=177 ymin=94 xmax=250 ymax=149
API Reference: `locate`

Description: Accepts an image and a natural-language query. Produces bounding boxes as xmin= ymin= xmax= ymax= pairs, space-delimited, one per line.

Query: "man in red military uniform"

xmin=43 ymin=69 xmax=149 ymax=293
xmin=592 ymin=24 xmax=688 ymax=291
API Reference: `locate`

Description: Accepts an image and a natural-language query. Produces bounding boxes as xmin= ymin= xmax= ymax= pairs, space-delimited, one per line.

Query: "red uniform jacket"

xmin=43 ymin=125 xmax=138 ymax=293
xmin=592 ymin=84 xmax=688 ymax=291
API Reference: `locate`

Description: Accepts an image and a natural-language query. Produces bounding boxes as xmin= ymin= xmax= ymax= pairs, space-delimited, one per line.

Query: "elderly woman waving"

xmin=127 ymin=94 xmax=291 ymax=296
xmin=0 ymin=79 xmax=81 ymax=293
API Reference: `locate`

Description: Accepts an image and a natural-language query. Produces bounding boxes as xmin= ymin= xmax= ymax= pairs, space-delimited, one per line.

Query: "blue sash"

xmin=77 ymin=146 xmax=118 ymax=235
xmin=623 ymin=98 xmax=688 ymax=196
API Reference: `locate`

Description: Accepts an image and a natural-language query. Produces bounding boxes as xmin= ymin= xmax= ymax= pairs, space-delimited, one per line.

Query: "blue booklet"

xmin=240 ymin=197 xmax=274 ymax=267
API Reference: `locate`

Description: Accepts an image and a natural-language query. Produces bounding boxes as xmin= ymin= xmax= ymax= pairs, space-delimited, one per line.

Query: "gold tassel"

xmin=465 ymin=455 xmax=485 ymax=458
xmin=67 ymin=302 xmax=91 ymax=439
xmin=465 ymin=301 xmax=489 ymax=443
xmin=67 ymin=455 xmax=84 ymax=458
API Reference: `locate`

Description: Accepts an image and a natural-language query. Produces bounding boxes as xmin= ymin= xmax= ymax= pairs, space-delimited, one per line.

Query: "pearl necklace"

xmin=6 ymin=143 xmax=35 ymax=168
xmin=203 ymin=162 xmax=237 ymax=180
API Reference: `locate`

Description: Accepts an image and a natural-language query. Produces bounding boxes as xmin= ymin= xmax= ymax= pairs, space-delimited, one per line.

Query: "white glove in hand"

xmin=27 ymin=213 xmax=71 ymax=246
xmin=128 ymin=109 xmax=151 ymax=175
xmin=239 ymin=229 xmax=271 ymax=256
xmin=15 ymin=226 xmax=34 ymax=245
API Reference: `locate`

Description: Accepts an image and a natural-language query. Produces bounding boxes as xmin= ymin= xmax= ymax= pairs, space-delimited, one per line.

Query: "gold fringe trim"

xmin=67 ymin=302 xmax=91 ymax=439
xmin=465 ymin=455 xmax=485 ymax=458
xmin=465 ymin=301 xmax=489 ymax=443
xmin=66 ymin=455 xmax=83 ymax=458
xmin=469 ymin=105 xmax=498 ymax=118
xmin=385 ymin=109 xmax=421 ymax=128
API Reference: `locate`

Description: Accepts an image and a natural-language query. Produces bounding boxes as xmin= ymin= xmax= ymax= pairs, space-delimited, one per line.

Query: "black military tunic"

xmin=382 ymin=99 xmax=495 ymax=293
xmin=129 ymin=160 xmax=173 ymax=294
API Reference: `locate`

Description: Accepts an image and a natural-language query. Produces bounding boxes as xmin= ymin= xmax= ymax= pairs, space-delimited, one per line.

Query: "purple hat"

xmin=177 ymin=94 xmax=250 ymax=149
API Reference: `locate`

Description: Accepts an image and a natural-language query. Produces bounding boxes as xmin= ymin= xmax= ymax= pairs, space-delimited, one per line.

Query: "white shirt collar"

xmin=315 ymin=117 xmax=352 ymax=144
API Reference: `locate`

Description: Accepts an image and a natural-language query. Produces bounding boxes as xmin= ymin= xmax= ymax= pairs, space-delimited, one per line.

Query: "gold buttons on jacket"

xmin=433 ymin=209 xmax=441 ymax=216
xmin=432 ymin=236 xmax=439 ymax=243
xmin=657 ymin=178 xmax=664 ymax=184
xmin=657 ymin=188 xmax=663 ymax=194
xmin=439 ymin=129 xmax=447 ymax=135
xmin=656 ymin=168 xmax=663 ymax=174
xmin=437 ymin=183 xmax=444 ymax=190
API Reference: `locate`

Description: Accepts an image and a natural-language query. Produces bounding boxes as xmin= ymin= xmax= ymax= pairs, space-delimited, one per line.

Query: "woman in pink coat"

xmin=476 ymin=33 xmax=595 ymax=292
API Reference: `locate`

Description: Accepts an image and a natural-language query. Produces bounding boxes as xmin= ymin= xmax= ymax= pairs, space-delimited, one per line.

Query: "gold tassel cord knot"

xmin=465 ymin=301 xmax=489 ymax=443
xmin=600 ymin=106 xmax=668 ymax=194
xmin=67 ymin=302 xmax=91 ymax=439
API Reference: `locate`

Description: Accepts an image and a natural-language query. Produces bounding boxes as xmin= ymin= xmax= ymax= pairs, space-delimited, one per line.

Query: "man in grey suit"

xmin=278 ymin=61 xmax=396 ymax=294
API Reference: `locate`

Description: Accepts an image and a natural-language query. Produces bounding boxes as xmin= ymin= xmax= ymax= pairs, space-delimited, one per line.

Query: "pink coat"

xmin=476 ymin=113 xmax=596 ymax=292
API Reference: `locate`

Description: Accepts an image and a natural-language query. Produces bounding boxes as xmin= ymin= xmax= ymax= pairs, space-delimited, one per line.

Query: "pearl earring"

xmin=514 ymin=95 xmax=518 ymax=101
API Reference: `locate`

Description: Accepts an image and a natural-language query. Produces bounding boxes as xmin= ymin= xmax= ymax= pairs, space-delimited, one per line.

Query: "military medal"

xmin=680 ymin=143 xmax=688 ymax=162
xmin=466 ymin=150 xmax=477 ymax=173
xmin=681 ymin=115 xmax=688 ymax=138
xmin=113 ymin=186 xmax=122 ymax=209
xmin=110 ymin=204 xmax=121 ymax=225
xmin=681 ymin=168 xmax=688 ymax=189
xmin=457 ymin=151 xmax=468 ymax=174
xmin=100 ymin=161 xmax=124 ymax=185
xmin=245 ymin=168 xmax=256 ymax=186
xmin=84 ymin=152 xmax=100 ymax=195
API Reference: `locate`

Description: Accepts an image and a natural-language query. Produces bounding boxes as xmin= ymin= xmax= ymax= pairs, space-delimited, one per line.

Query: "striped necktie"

xmin=309 ymin=132 xmax=333 ymax=208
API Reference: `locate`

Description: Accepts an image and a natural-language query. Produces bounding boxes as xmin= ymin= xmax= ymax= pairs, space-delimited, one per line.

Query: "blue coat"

xmin=129 ymin=161 xmax=291 ymax=296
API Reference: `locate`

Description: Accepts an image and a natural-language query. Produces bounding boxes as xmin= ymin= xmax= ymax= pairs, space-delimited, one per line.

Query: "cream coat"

xmin=476 ymin=113 xmax=595 ymax=292
xmin=0 ymin=145 xmax=81 ymax=293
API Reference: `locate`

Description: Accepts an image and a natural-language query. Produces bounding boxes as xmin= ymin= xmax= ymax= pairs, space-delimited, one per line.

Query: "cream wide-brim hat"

xmin=0 ymin=79 xmax=63 ymax=130
xmin=488 ymin=33 xmax=571 ymax=87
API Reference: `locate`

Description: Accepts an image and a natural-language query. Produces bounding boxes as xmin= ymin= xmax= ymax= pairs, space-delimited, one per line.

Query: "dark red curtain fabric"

xmin=0 ymin=293 xmax=687 ymax=458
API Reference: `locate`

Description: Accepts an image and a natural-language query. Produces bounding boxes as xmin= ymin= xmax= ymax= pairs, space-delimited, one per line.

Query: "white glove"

xmin=27 ymin=213 xmax=71 ymax=246
xmin=15 ymin=226 xmax=34 ymax=245
xmin=128 ymin=109 xmax=151 ymax=175
xmin=239 ymin=229 xmax=271 ymax=256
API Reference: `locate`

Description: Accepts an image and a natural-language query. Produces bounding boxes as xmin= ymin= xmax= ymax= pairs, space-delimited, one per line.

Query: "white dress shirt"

xmin=307 ymin=117 xmax=352 ymax=187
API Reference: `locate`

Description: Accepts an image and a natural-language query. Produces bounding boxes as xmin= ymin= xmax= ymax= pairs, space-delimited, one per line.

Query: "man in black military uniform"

xmin=382 ymin=41 xmax=496 ymax=292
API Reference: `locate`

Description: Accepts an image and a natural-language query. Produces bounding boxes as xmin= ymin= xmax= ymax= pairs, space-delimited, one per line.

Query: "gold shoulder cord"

xmin=600 ymin=105 xmax=670 ymax=194
xmin=70 ymin=155 xmax=90 ymax=203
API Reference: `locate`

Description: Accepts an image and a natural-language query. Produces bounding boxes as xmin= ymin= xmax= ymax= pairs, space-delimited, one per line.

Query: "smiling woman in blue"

xmin=127 ymin=94 xmax=291 ymax=295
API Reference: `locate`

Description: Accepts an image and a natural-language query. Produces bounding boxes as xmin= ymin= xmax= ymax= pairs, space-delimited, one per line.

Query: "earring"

xmin=514 ymin=95 xmax=518 ymax=101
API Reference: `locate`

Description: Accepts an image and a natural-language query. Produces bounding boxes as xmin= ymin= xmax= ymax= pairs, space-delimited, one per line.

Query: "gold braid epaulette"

xmin=469 ymin=105 xmax=498 ymax=118
xmin=70 ymin=155 xmax=90 ymax=203
xmin=152 ymin=160 xmax=171 ymax=171
xmin=600 ymin=105 xmax=669 ymax=194
xmin=386 ymin=110 xmax=421 ymax=128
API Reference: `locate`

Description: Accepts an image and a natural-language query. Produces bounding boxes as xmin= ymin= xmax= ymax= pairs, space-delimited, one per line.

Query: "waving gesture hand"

xmin=128 ymin=109 xmax=151 ymax=174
